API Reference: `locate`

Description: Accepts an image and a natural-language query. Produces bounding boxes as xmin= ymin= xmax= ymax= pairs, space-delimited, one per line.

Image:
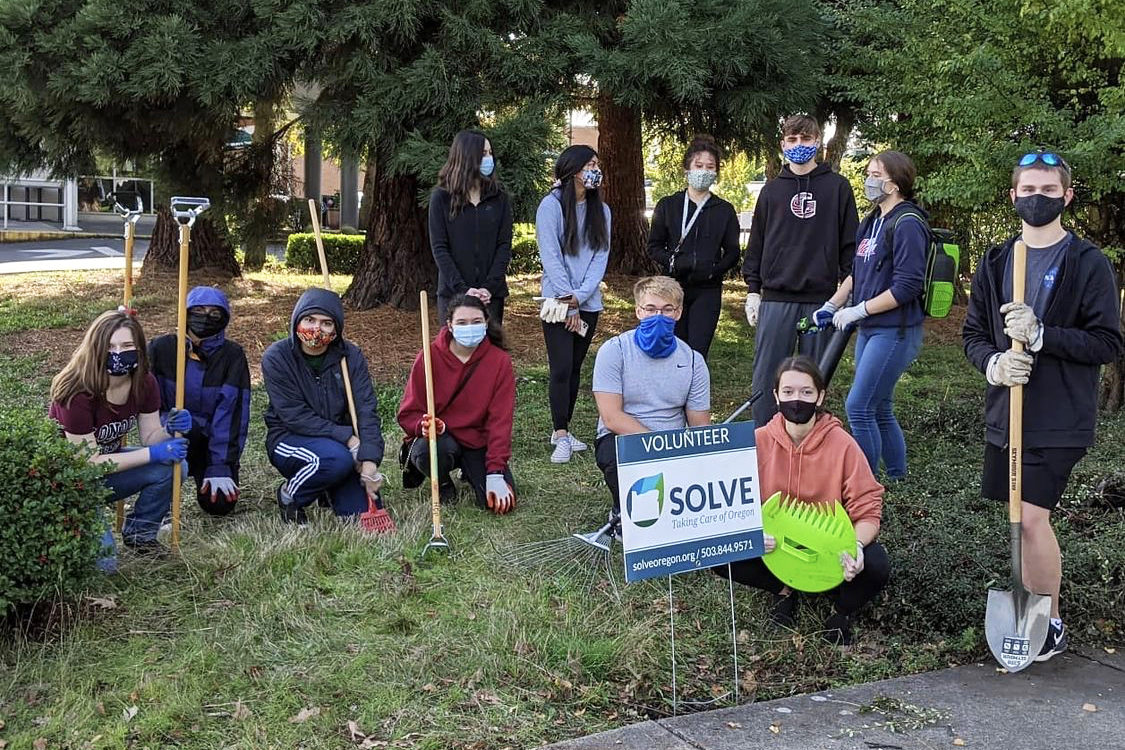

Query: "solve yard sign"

xmin=617 ymin=421 xmax=764 ymax=583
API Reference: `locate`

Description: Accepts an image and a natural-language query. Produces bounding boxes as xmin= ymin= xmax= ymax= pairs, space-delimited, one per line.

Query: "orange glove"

xmin=420 ymin=414 xmax=446 ymax=439
xmin=486 ymin=473 xmax=516 ymax=515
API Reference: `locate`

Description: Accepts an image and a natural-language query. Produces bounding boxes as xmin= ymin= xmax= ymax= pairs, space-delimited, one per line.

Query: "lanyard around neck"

xmin=681 ymin=191 xmax=709 ymax=240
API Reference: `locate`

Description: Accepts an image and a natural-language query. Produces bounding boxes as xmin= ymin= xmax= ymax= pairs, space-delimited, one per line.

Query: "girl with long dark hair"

xmin=430 ymin=130 xmax=514 ymax=324
xmin=397 ymin=294 xmax=517 ymax=513
xmin=647 ymin=134 xmax=741 ymax=358
xmin=49 ymin=310 xmax=191 ymax=566
xmin=536 ymin=144 xmax=611 ymax=463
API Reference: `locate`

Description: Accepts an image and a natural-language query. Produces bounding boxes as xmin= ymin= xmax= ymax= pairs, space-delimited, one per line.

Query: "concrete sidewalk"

xmin=540 ymin=648 xmax=1123 ymax=749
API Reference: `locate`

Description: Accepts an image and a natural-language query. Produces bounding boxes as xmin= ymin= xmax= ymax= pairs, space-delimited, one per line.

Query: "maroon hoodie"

xmin=397 ymin=326 xmax=515 ymax=472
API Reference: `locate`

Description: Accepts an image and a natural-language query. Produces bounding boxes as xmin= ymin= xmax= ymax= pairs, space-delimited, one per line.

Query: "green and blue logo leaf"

xmin=626 ymin=474 xmax=664 ymax=528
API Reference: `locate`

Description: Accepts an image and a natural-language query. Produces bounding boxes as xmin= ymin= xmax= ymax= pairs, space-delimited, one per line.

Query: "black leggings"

xmin=715 ymin=543 xmax=891 ymax=616
xmin=407 ymin=433 xmax=515 ymax=509
xmin=543 ymin=310 xmax=599 ymax=431
xmin=186 ymin=432 xmax=239 ymax=516
xmin=674 ymin=285 xmax=722 ymax=359
xmin=594 ymin=433 xmax=620 ymax=512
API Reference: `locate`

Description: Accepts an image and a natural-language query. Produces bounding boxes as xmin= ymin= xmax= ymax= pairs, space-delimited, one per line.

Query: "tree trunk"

xmin=597 ymin=93 xmax=653 ymax=276
xmin=139 ymin=206 xmax=241 ymax=280
xmin=824 ymin=108 xmax=854 ymax=172
xmin=1099 ymin=255 xmax=1125 ymax=411
xmin=343 ymin=165 xmax=433 ymax=310
xmin=241 ymin=99 xmax=281 ymax=271
xmin=357 ymin=158 xmax=376 ymax=230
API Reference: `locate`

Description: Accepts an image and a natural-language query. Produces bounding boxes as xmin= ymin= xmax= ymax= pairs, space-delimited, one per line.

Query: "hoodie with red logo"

xmin=741 ymin=162 xmax=859 ymax=303
xmin=756 ymin=411 xmax=883 ymax=532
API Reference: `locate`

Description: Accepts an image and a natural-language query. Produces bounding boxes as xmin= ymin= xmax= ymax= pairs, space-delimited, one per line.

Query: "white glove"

xmin=812 ymin=301 xmax=838 ymax=329
xmin=986 ymin=349 xmax=1033 ymax=386
xmin=1000 ymin=302 xmax=1043 ymax=351
xmin=201 ymin=476 xmax=239 ymax=501
xmin=539 ymin=297 xmax=569 ymax=324
xmin=832 ymin=301 xmax=869 ymax=330
xmin=841 ymin=541 xmax=865 ymax=582
xmin=744 ymin=292 xmax=761 ymax=327
xmin=763 ymin=533 xmax=776 ymax=554
xmin=349 ymin=441 xmax=360 ymax=462
xmin=485 ymin=473 xmax=515 ymax=514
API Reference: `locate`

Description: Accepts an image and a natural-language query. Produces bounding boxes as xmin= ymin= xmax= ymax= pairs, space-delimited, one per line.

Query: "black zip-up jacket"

xmin=647 ymin=190 xmax=741 ymax=288
xmin=262 ymin=288 xmax=385 ymax=464
xmin=741 ymin=163 xmax=859 ymax=303
xmin=963 ymin=235 xmax=1122 ymax=448
xmin=429 ymin=186 xmax=513 ymax=300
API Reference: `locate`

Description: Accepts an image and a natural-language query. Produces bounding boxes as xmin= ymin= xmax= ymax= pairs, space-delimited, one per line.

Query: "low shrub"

xmin=285 ymin=233 xmax=366 ymax=275
xmin=510 ymin=237 xmax=541 ymax=275
xmin=1 ymin=409 xmax=107 ymax=615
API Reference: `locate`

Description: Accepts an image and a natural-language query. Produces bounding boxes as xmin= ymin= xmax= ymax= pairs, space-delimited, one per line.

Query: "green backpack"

xmin=885 ymin=211 xmax=961 ymax=318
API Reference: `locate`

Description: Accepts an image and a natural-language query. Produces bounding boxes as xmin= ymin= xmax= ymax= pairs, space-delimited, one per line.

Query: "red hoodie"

xmin=397 ymin=326 xmax=515 ymax=472
xmin=756 ymin=412 xmax=884 ymax=533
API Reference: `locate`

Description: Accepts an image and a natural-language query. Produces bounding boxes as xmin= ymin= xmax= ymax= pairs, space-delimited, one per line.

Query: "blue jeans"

xmin=845 ymin=325 xmax=923 ymax=479
xmin=103 ymin=458 xmax=175 ymax=544
xmin=270 ymin=435 xmax=367 ymax=516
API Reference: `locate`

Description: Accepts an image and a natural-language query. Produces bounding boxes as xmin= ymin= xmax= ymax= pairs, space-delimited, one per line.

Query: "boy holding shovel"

xmin=963 ymin=151 xmax=1122 ymax=662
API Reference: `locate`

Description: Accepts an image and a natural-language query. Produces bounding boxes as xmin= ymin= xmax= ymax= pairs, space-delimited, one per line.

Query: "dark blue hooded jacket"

xmin=149 ymin=286 xmax=251 ymax=479
xmin=261 ymin=288 xmax=384 ymax=464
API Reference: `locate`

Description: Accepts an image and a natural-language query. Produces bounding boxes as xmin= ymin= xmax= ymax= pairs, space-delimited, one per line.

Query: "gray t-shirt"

xmin=1005 ymin=233 xmax=1071 ymax=317
xmin=591 ymin=330 xmax=711 ymax=438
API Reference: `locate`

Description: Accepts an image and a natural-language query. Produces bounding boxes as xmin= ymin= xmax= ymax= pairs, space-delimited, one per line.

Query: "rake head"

xmin=422 ymin=527 xmax=451 ymax=559
xmin=359 ymin=493 xmax=397 ymax=535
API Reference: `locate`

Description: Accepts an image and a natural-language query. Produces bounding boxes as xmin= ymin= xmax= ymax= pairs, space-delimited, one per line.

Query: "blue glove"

xmin=812 ymin=301 xmax=838 ymax=329
xmin=162 ymin=408 xmax=193 ymax=434
xmin=149 ymin=438 xmax=188 ymax=464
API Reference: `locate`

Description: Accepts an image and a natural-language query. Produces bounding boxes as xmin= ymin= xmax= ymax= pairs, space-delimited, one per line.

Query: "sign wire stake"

xmin=668 ymin=574 xmax=677 ymax=716
xmin=728 ymin=562 xmax=740 ymax=703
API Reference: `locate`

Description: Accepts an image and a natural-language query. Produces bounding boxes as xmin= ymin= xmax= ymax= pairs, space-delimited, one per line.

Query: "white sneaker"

xmin=550 ymin=436 xmax=573 ymax=463
xmin=551 ymin=433 xmax=587 ymax=452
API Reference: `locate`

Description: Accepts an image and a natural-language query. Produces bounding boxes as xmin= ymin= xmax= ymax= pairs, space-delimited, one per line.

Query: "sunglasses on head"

xmin=1018 ymin=151 xmax=1069 ymax=170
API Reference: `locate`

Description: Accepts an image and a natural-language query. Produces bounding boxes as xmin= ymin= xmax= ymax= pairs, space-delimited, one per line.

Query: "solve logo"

xmin=625 ymin=474 xmax=664 ymax=528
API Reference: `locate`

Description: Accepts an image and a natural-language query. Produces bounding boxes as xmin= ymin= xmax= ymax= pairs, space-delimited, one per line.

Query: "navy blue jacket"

xmin=149 ymin=286 xmax=250 ymax=480
xmin=852 ymin=202 xmax=928 ymax=329
xmin=963 ymin=235 xmax=1122 ymax=448
xmin=262 ymin=288 xmax=385 ymax=464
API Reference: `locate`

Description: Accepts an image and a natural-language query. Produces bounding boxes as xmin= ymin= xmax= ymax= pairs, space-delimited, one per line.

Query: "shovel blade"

xmin=985 ymin=587 xmax=1051 ymax=672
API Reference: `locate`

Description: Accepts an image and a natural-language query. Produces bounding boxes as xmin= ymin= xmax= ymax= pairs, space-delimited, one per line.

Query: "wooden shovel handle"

xmin=308 ymin=198 xmax=331 ymax=289
xmin=1009 ymin=240 xmax=1026 ymax=524
xmin=420 ymin=291 xmax=442 ymax=533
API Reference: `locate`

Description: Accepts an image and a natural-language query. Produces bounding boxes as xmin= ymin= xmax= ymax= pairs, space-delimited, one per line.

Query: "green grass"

xmin=1 ymin=273 xmax=1123 ymax=749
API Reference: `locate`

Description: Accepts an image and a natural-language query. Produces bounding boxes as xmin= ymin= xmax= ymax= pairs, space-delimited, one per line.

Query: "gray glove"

xmin=1000 ymin=302 xmax=1043 ymax=351
xmin=987 ymin=349 xmax=1033 ymax=386
xmin=539 ymin=297 xmax=569 ymax=324
xmin=744 ymin=292 xmax=761 ymax=327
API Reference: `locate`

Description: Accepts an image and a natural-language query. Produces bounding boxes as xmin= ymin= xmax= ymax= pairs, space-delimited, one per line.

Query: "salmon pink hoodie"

xmin=756 ymin=412 xmax=884 ymax=532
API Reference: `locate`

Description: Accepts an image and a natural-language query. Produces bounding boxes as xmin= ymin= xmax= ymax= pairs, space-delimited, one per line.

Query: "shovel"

xmin=985 ymin=239 xmax=1051 ymax=672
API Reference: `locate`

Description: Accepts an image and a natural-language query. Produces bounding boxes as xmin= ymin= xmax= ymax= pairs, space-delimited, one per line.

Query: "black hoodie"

xmin=429 ymin=186 xmax=513 ymax=300
xmin=647 ymin=190 xmax=741 ymax=288
xmin=741 ymin=163 xmax=859 ymax=303
xmin=262 ymin=288 xmax=384 ymax=464
xmin=963 ymin=235 xmax=1122 ymax=448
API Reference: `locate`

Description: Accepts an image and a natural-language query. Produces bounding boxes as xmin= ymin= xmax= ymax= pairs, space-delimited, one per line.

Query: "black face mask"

xmin=1014 ymin=194 xmax=1065 ymax=227
xmin=106 ymin=350 xmax=139 ymax=377
xmin=777 ymin=398 xmax=817 ymax=425
xmin=187 ymin=310 xmax=226 ymax=339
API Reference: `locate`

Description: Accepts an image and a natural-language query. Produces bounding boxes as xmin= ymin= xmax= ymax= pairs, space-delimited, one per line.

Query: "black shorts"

xmin=981 ymin=443 xmax=1086 ymax=510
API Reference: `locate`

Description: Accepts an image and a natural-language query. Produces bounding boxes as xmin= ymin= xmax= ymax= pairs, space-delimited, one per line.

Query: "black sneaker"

xmin=1035 ymin=620 xmax=1067 ymax=662
xmin=122 ymin=538 xmax=169 ymax=559
xmin=770 ymin=593 xmax=798 ymax=629
xmin=439 ymin=482 xmax=458 ymax=505
xmin=277 ymin=484 xmax=308 ymax=526
xmin=823 ymin=611 xmax=853 ymax=646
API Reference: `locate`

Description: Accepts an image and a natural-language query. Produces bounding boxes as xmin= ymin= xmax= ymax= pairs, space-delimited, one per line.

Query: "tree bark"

xmin=343 ymin=165 xmax=433 ymax=310
xmin=823 ymin=108 xmax=855 ymax=172
xmin=597 ymin=93 xmax=653 ymax=276
xmin=139 ymin=206 xmax=241 ymax=280
xmin=240 ymin=99 xmax=281 ymax=271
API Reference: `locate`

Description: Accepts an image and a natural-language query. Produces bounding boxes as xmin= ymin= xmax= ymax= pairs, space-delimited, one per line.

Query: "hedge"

xmin=285 ymin=233 xmax=366 ymax=275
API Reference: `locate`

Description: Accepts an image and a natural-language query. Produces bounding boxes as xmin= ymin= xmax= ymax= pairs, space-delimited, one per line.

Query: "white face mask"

xmin=686 ymin=169 xmax=717 ymax=191
xmin=451 ymin=323 xmax=487 ymax=347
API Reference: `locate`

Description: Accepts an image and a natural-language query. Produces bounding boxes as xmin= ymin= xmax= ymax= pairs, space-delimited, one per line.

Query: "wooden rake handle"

xmin=420 ymin=291 xmax=443 ymax=535
xmin=308 ymin=198 xmax=331 ymax=290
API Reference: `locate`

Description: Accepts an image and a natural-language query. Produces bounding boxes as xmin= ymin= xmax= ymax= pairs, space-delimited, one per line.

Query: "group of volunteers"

xmin=49 ymin=114 xmax=1120 ymax=657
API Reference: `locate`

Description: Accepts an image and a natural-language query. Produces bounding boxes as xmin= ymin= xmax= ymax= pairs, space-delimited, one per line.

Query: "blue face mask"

xmin=783 ymin=144 xmax=818 ymax=165
xmin=635 ymin=313 xmax=677 ymax=359
xmin=451 ymin=323 xmax=488 ymax=348
xmin=480 ymin=155 xmax=495 ymax=177
xmin=106 ymin=349 xmax=139 ymax=377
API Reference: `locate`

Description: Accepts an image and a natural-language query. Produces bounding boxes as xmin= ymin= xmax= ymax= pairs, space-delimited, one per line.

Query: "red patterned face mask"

xmin=296 ymin=322 xmax=336 ymax=349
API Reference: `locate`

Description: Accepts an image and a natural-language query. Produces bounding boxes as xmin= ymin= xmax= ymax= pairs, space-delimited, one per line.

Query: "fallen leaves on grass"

xmin=122 ymin=705 xmax=138 ymax=722
xmin=232 ymin=700 xmax=252 ymax=720
xmin=289 ymin=706 xmax=321 ymax=723
xmin=34 ymin=739 xmax=47 ymax=750
xmin=86 ymin=596 xmax=117 ymax=610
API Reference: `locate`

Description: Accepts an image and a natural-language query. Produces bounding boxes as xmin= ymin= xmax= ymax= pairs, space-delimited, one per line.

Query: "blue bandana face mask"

xmin=480 ymin=155 xmax=495 ymax=177
xmin=635 ymin=313 xmax=677 ymax=359
xmin=106 ymin=349 xmax=139 ymax=377
xmin=783 ymin=144 xmax=818 ymax=165
xmin=451 ymin=323 xmax=488 ymax=348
